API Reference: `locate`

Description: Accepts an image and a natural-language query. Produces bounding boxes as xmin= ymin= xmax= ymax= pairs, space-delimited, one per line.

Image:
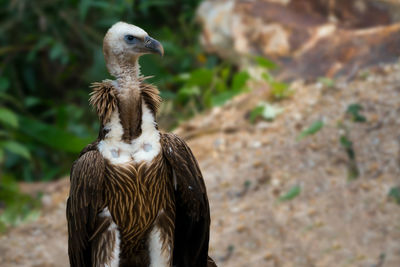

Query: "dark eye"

xmin=124 ymin=35 xmax=137 ymax=44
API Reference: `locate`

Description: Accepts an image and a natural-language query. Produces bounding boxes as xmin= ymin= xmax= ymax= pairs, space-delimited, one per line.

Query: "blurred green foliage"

xmin=0 ymin=0 xmax=221 ymax=183
xmin=0 ymin=0 xmax=255 ymax=227
xmin=0 ymin=174 xmax=41 ymax=232
xmin=173 ymin=65 xmax=250 ymax=118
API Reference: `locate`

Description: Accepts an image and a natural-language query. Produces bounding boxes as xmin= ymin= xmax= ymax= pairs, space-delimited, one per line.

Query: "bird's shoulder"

xmin=160 ymin=132 xmax=208 ymax=210
xmin=70 ymin=141 xmax=105 ymax=184
xmin=160 ymin=132 xmax=191 ymax=154
xmin=160 ymin=132 xmax=198 ymax=166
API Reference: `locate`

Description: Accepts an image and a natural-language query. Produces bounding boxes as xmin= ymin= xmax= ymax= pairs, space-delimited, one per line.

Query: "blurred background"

xmin=1 ymin=0 xmax=400 ymax=266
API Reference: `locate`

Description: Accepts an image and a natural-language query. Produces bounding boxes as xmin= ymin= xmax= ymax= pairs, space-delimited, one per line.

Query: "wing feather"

xmin=67 ymin=148 xmax=106 ymax=267
xmin=161 ymin=133 xmax=216 ymax=267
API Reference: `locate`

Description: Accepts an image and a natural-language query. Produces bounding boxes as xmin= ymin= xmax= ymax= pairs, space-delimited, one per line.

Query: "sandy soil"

xmin=1 ymin=63 xmax=400 ymax=267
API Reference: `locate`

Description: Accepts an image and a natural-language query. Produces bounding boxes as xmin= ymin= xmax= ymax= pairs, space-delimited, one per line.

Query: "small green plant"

xmin=318 ymin=77 xmax=335 ymax=88
xmin=270 ymin=81 xmax=292 ymax=100
xmin=249 ymin=102 xmax=284 ymax=123
xmin=279 ymin=185 xmax=301 ymax=202
xmin=339 ymin=132 xmax=359 ymax=180
xmin=255 ymin=56 xmax=292 ymax=101
xmin=346 ymin=104 xmax=367 ymax=122
xmin=388 ymin=186 xmax=400 ymax=204
xmin=338 ymin=103 xmax=367 ymax=180
xmin=297 ymin=120 xmax=324 ymax=141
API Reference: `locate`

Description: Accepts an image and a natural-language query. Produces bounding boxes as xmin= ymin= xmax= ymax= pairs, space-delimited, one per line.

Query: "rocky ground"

xmin=1 ymin=62 xmax=400 ymax=267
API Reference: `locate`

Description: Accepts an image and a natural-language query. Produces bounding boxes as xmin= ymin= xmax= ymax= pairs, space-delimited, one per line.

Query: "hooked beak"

xmin=144 ymin=36 xmax=164 ymax=56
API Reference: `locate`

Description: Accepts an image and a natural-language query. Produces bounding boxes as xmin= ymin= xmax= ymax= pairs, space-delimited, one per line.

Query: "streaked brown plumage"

xmin=104 ymin=153 xmax=174 ymax=255
xmin=67 ymin=22 xmax=217 ymax=267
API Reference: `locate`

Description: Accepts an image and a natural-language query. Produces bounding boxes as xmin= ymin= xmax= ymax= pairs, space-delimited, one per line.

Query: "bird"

xmin=66 ymin=22 xmax=217 ymax=267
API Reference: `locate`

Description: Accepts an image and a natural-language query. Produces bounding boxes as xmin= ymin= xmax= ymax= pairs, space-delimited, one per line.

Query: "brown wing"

xmin=66 ymin=147 xmax=107 ymax=267
xmin=161 ymin=133 xmax=215 ymax=267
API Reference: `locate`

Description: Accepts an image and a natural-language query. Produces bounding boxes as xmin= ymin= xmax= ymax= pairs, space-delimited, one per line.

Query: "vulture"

xmin=66 ymin=22 xmax=217 ymax=267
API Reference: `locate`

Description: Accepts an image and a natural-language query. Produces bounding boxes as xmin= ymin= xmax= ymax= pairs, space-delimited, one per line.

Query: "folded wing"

xmin=161 ymin=133 xmax=216 ymax=267
xmin=67 ymin=147 xmax=108 ymax=267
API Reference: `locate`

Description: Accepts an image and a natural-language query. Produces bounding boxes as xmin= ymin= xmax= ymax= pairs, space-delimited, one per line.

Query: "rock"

xmin=197 ymin=0 xmax=400 ymax=80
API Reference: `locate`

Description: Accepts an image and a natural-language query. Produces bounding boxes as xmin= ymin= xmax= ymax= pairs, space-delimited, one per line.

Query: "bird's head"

xmin=103 ymin=22 xmax=164 ymax=77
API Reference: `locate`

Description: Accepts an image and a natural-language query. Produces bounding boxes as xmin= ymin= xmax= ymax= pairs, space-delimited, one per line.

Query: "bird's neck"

xmin=91 ymin=62 xmax=161 ymax=163
xmin=108 ymin=56 xmax=141 ymax=87
xmin=114 ymin=61 xmax=145 ymax=143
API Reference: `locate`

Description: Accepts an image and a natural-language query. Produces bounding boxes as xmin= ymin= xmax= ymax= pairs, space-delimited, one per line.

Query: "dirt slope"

xmin=1 ymin=63 xmax=400 ymax=267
